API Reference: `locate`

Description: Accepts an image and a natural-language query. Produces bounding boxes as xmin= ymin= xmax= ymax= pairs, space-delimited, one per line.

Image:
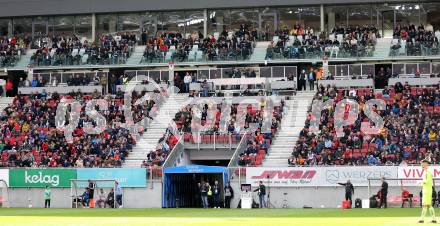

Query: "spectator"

xmin=298 ymin=70 xmax=306 ymax=91
xmin=106 ymin=188 xmax=115 ymax=208
xmin=224 ymin=182 xmax=234 ymax=208
xmin=88 ymin=180 xmax=96 ymax=208
xmin=338 ymin=180 xmax=354 ymax=208
xmin=401 ymin=187 xmax=412 ymax=208
xmin=81 ymin=188 xmax=90 ymax=207
xmin=253 ymin=181 xmax=266 ymax=208
xmin=379 ymin=177 xmax=388 ymax=208
xmin=44 ymin=186 xmax=51 ymax=208
xmin=199 ymin=182 xmax=208 ymax=209
xmin=96 ymin=188 xmax=106 ymax=208
xmin=184 ymin=73 xmax=192 ymax=93
xmin=5 ymin=79 xmax=13 ymax=97
xmin=115 ymin=181 xmax=123 ymax=208
xmin=201 ymin=80 xmax=209 ymax=97
xmin=212 ymin=180 xmax=221 ymax=208
xmin=308 ymin=68 xmax=316 ymax=91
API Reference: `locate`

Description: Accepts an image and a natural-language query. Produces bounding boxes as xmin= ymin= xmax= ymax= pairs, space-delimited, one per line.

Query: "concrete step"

xmin=262 ymin=159 xmax=288 ymax=167
xmin=263 ymin=92 xmax=313 ymax=167
xmin=122 ymin=94 xmax=188 ymax=167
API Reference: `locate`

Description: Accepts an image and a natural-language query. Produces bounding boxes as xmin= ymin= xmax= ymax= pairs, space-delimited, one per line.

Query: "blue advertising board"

xmin=77 ymin=168 xmax=147 ymax=187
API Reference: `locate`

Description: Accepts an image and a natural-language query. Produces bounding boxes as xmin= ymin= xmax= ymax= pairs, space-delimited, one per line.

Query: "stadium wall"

xmin=6 ymin=181 xmax=422 ymax=208
xmin=2 ymin=166 xmax=434 ymax=208
xmin=227 ymin=180 xmax=421 ymax=208
xmin=7 ymin=180 xmax=162 ymax=208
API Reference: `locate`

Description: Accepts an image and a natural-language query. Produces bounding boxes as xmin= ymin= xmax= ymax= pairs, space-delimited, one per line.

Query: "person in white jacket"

xmin=184 ymin=72 xmax=192 ymax=93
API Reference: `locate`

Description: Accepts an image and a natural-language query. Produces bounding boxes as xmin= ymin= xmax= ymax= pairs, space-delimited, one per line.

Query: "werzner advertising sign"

xmin=246 ymin=167 xmax=398 ymax=187
xmin=9 ymin=169 xmax=76 ymax=188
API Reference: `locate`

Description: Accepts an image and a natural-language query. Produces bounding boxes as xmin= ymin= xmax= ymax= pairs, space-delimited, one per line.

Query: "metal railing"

xmin=162 ymin=135 xmax=185 ymax=168
xmin=183 ymin=132 xmax=240 ymax=151
xmin=125 ymin=66 xmax=296 ymax=81
xmin=227 ymin=132 xmax=249 ymax=168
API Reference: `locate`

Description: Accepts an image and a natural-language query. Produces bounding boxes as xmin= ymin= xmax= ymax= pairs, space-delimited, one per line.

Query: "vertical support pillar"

xmin=320 ymin=4 xmax=325 ymax=32
xmin=92 ymin=13 xmax=96 ymax=42
xmin=7 ymin=19 xmax=13 ymax=36
xmin=203 ymin=9 xmax=208 ymax=38
xmin=393 ymin=10 xmax=396 ymax=30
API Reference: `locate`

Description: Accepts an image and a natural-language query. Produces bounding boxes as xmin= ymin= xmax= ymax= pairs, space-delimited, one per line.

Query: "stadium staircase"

xmin=12 ymin=49 xmax=37 ymax=70
xmin=126 ymin=45 xmax=146 ymax=65
xmin=250 ymin=42 xmax=269 ymax=61
xmin=123 ymin=93 xmax=189 ymax=167
xmin=0 ymin=97 xmax=14 ymax=112
xmin=373 ymin=38 xmax=392 ymax=58
xmin=262 ymin=91 xmax=315 ymax=167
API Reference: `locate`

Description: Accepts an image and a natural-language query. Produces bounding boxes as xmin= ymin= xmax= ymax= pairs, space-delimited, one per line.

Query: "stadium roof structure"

xmin=0 ymin=0 xmax=419 ymax=17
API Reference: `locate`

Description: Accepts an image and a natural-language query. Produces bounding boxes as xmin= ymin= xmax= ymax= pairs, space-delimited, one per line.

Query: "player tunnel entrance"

xmin=163 ymin=165 xmax=229 ymax=208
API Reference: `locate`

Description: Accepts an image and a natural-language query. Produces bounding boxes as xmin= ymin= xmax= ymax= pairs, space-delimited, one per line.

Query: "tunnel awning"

xmin=162 ymin=165 xmax=229 ymax=208
xmin=163 ymin=165 xmax=229 ymax=174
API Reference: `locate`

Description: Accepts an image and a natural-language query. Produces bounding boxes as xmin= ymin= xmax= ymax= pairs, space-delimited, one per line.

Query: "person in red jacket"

xmin=401 ymin=187 xmax=412 ymax=208
xmin=5 ymin=79 xmax=13 ymax=97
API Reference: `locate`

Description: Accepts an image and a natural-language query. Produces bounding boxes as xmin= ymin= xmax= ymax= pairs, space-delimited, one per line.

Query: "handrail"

xmin=227 ymin=132 xmax=248 ymax=168
xmin=162 ymin=134 xmax=185 ymax=168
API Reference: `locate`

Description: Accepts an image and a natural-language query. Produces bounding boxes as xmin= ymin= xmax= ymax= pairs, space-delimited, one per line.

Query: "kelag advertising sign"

xmin=9 ymin=169 xmax=76 ymax=187
xmin=77 ymin=168 xmax=147 ymax=187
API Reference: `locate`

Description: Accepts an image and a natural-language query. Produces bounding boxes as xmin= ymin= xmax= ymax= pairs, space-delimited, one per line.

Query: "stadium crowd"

xmin=0 ymin=89 xmax=160 ymax=168
xmin=141 ymin=97 xmax=284 ymax=167
xmin=0 ymin=35 xmax=29 ymax=67
xmin=289 ymin=83 xmax=440 ymax=166
xmin=30 ymin=33 xmax=136 ymax=66
xmin=142 ymin=24 xmax=255 ymax=63
xmin=266 ymin=24 xmax=377 ymax=59
xmin=391 ymin=24 xmax=440 ymax=56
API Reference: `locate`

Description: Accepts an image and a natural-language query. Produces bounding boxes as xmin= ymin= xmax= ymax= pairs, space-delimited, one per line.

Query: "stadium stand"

xmin=0 ymin=89 xmax=162 ymax=167
xmin=29 ymin=33 xmax=135 ymax=66
xmin=390 ymin=24 xmax=440 ymax=56
xmin=140 ymin=97 xmax=285 ymax=167
xmin=0 ymin=35 xmax=28 ymax=67
xmin=266 ymin=25 xmax=377 ymax=60
xmin=141 ymin=25 xmax=255 ymax=63
xmin=289 ymin=83 xmax=440 ymax=166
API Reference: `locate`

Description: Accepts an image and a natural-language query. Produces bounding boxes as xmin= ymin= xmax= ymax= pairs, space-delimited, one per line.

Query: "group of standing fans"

xmin=0 ymin=88 xmax=162 ymax=167
xmin=142 ymin=24 xmax=255 ymax=63
xmin=198 ymin=181 xmax=234 ymax=208
xmin=391 ymin=24 xmax=440 ymax=56
xmin=266 ymin=24 xmax=377 ymax=60
xmin=0 ymin=35 xmax=28 ymax=67
xmin=290 ymin=83 xmax=440 ymax=167
xmin=30 ymin=33 xmax=135 ymax=66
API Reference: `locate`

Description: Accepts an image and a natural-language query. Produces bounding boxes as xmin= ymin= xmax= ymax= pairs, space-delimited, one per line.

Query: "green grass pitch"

xmin=0 ymin=208 xmax=437 ymax=226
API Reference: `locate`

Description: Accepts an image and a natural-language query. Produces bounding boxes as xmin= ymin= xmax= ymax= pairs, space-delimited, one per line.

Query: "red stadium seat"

xmin=183 ymin=133 xmax=192 ymax=142
xmin=203 ymin=134 xmax=210 ymax=144
xmin=231 ymin=135 xmax=236 ymax=144
xmin=427 ymin=106 xmax=434 ymax=113
xmin=217 ymin=134 xmax=225 ymax=144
